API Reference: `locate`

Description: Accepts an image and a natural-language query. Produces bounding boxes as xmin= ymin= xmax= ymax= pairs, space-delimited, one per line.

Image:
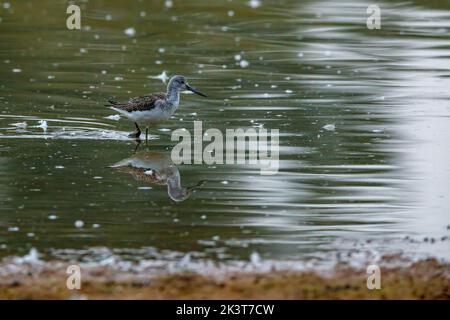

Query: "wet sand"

xmin=0 ymin=258 xmax=449 ymax=299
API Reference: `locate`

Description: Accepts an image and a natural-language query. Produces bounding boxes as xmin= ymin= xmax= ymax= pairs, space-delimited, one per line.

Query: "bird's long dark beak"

xmin=186 ymin=84 xmax=207 ymax=97
xmin=187 ymin=180 xmax=207 ymax=192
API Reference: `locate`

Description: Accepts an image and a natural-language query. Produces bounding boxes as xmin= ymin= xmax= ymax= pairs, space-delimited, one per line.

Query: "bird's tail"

xmin=104 ymin=98 xmax=120 ymax=107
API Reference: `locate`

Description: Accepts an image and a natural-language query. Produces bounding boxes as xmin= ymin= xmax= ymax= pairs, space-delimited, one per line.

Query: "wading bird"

xmin=105 ymin=75 xmax=206 ymax=142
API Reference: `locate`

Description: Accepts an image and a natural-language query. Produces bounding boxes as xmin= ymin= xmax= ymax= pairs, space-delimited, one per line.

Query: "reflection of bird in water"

xmin=105 ymin=75 xmax=207 ymax=142
xmin=110 ymin=151 xmax=205 ymax=202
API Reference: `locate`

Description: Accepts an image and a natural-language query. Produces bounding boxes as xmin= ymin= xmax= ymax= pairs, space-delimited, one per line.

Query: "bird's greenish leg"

xmin=145 ymin=128 xmax=149 ymax=143
xmin=129 ymin=122 xmax=141 ymax=140
xmin=133 ymin=139 xmax=141 ymax=153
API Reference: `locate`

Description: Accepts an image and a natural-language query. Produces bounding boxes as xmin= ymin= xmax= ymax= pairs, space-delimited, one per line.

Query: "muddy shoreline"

xmin=0 ymin=257 xmax=449 ymax=299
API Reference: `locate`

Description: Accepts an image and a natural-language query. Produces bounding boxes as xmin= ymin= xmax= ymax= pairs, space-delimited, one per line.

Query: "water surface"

xmin=0 ymin=0 xmax=449 ymax=268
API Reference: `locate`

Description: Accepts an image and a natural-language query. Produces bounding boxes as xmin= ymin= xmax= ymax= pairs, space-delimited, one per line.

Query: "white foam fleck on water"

xmin=35 ymin=120 xmax=48 ymax=131
xmin=150 ymin=70 xmax=169 ymax=83
xmin=179 ymin=253 xmax=191 ymax=267
xmin=55 ymin=165 xmax=65 ymax=169
xmin=104 ymin=114 xmax=121 ymax=121
xmin=105 ymin=14 xmax=112 ymax=21
xmin=11 ymin=121 xmax=27 ymax=128
xmin=50 ymin=128 xmax=135 ymax=141
xmin=239 ymin=60 xmax=249 ymax=68
xmin=228 ymin=10 xmax=235 ymax=17
xmin=12 ymin=68 xmax=22 ymax=73
xmin=250 ymin=251 xmax=262 ymax=266
xmin=234 ymin=54 xmax=242 ymax=61
xmin=323 ymin=124 xmax=336 ymax=131
xmin=114 ymin=76 xmax=123 ymax=81
xmin=249 ymin=0 xmax=261 ymax=8
xmin=165 ymin=0 xmax=173 ymax=8
xmin=75 ymin=220 xmax=84 ymax=228
xmin=8 ymin=227 xmax=19 ymax=232
xmin=48 ymin=215 xmax=58 ymax=220
xmin=198 ymin=240 xmax=215 ymax=246
xmin=285 ymin=89 xmax=293 ymax=93
xmin=13 ymin=248 xmax=41 ymax=265
xmin=124 ymin=27 xmax=136 ymax=37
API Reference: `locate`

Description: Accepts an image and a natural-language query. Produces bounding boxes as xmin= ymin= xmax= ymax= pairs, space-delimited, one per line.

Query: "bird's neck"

xmin=166 ymin=86 xmax=180 ymax=107
xmin=167 ymin=169 xmax=188 ymax=201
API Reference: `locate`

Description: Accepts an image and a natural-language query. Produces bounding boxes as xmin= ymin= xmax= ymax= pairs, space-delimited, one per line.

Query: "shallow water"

xmin=0 ymin=0 xmax=449 ymax=267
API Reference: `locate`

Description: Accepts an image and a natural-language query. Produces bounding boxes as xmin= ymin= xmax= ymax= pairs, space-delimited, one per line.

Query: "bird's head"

xmin=168 ymin=75 xmax=207 ymax=97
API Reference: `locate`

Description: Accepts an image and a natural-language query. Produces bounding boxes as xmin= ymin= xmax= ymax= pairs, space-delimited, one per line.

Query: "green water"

xmin=0 ymin=0 xmax=449 ymax=266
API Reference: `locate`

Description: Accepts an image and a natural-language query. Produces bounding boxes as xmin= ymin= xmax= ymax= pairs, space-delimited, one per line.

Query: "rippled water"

xmin=0 ymin=0 xmax=449 ymax=267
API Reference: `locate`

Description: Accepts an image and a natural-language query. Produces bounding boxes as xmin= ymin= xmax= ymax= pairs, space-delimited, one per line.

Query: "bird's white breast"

xmin=129 ymin=108 xmax=172 ymax=125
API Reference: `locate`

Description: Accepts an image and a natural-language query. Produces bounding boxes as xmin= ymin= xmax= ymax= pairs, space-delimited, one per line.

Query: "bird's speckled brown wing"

xmin=107 ymin=92 xmax=166 ymax=112
xmin=114 ymin=166 xmax=167 ymax=186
